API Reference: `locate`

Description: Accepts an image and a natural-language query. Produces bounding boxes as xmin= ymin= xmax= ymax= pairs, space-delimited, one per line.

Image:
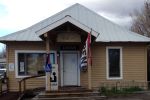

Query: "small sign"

xmin=57 ymin=32 xmax=81 ymax=42
xmin=60 ymin=45 xmax=78 ymax=50
xmin=50 ymin=64 xmax=58 ymax=90
xmin=9 ymin=63 xmax=14 ymax=71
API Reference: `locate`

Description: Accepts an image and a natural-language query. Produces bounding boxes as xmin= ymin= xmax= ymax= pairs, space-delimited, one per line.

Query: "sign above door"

xmin=57 ymin=32 xmax=81 ymax=42
xmin=60 ymin=45 xmax=79 ymax=50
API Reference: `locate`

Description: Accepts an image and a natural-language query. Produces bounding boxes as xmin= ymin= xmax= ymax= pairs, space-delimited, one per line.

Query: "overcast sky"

xmin=0 ymin=0 xmax=146 ymax=49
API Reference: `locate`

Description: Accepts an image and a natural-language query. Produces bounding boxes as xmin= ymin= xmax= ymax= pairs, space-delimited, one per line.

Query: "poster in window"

xmin=20 ymin=62 xmax=25 ymax=72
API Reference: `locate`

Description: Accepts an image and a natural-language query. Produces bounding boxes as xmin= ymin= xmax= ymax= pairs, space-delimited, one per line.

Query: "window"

xmin=106 ymin=47 xmax=122 ymax=79
xmin=15 ymin=50 xmax=56 ymax=77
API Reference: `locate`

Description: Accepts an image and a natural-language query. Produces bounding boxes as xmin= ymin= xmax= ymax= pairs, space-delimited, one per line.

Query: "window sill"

xmin=16 ymin=75 xmax=46 ymax=79
xmin=107 ymin=77 xmax=123 ymax=80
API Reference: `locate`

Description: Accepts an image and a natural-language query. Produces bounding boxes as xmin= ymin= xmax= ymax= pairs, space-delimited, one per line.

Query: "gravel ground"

xmin=1 ymin=92 xmax=150 ymax=100
xmin=104 ymin=92 xmax=150 ymax=100
xmin=0 ymin=92 xmax=19 ymax=100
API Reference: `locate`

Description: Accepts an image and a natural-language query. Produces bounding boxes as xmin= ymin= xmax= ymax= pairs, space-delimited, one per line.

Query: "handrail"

xmin=0 ymin=77 xmax=9 ymax=95
xmin=18 ymin=74 xmax=45 ymax=94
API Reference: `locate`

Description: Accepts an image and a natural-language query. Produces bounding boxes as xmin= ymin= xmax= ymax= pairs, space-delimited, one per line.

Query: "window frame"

xmin=15 ymin=50 xmax=57 ymax=78
xmin=106 ymin=47 xmax=123 ymax=80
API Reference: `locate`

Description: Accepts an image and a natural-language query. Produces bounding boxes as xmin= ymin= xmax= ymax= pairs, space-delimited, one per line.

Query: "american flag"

xmin=45 ymin=53 xmax=52 ymax=72
xmin=80 ymin=32 xmax=91 ymax=71
xmin=80 ymin=45 xmax=88 ymax=71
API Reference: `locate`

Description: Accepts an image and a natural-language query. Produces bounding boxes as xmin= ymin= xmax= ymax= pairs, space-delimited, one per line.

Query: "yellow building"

xmin=0 ymin=4 xmax=149 ymax=92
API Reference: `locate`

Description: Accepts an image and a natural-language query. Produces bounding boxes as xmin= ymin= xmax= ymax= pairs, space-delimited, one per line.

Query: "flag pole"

xmin=90 ymin=28 xmax=92 ymax=66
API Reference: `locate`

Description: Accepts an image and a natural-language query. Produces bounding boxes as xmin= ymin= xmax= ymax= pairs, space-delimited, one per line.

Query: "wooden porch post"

xmin=87 ymin=30 xmax=92 ymax=90
xmin=45 ymin=33 xmax=51 ymax=91
xmin=88 ymin=63 xmax=92 ymax=89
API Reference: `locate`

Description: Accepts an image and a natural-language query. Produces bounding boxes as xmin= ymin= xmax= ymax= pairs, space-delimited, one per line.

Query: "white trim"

xmin=106 ymin=47 xmax=123 ymax=80
xmin=60 ymin=51 xmax=80 ymax=86
xmin=15 ymin=50 xmax=57 ymax=78
xmin=36 ymin=16 xmax=99 ymax=37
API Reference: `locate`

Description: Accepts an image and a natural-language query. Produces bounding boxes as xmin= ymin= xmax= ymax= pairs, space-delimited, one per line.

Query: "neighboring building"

xmin=0 ymin=3 xmax=150 ymax=92
xmin=0 ymin=58 xmax=6 ymax=69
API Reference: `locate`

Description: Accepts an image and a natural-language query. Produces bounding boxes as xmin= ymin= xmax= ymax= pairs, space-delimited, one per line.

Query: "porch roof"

xmin=0 ymin=3 xmax=150 ymax=42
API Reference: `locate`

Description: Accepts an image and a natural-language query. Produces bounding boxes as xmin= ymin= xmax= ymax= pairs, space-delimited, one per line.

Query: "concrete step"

xmin=31 ymin=86 xmax=104 ymax=100
xmin=47 ymin=90 xmax=92 ymax=93
xmin=47 ymin=86 xmax=92 ymax=93
xmin=38 ymin=92 xmax=100 ymax=98
xmin=32 ymin=95 xmax=106 ymax=100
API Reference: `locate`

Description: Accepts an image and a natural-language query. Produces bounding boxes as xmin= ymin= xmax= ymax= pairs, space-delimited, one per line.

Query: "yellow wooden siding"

xmin=80 ymin=72 xmax=88 ymax=88
xmin=91 ymin=43 xmax=147 ymax=88
xmin=6 ymin=42 xmax=89 ymax=91
xmin=91 ymin=44 xmax=106 ymax=87
xmin=7 ymin=42 xmax=47 ymax=91
xmin=6 ymin=42 xmax=148 ymax=91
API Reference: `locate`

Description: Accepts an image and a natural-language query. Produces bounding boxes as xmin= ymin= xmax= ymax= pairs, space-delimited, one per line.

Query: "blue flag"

xmin=45 ymin=53 xmax=52 ymax=72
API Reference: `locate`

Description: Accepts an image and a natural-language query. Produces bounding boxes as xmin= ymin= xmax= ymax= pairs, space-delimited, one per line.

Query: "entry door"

xmin=63 ymin=52 xmax=78 ymax=86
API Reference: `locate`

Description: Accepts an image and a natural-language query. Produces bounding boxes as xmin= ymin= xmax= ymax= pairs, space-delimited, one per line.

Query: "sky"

xmin=0 ymin=0 xmax=146 ymax=50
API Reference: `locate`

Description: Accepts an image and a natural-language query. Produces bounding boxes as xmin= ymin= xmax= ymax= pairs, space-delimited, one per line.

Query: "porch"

xmin=18 ymin=22 xmax=96 ymax=92
xmin=41 ymin=21 xmax=97 ymax=91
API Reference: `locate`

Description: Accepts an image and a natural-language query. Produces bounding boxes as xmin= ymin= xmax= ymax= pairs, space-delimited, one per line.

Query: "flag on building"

xmin=80 ymin=45 xmax=87 ymax=71
xmin=45 ymin=53 xmax=52 ymax=72
xmin=80 ymin=31 xmax=91 ymax=71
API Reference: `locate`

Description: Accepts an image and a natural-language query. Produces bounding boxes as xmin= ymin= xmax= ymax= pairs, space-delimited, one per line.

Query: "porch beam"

xmin=45 ymin=32 xmax=51 ymax=91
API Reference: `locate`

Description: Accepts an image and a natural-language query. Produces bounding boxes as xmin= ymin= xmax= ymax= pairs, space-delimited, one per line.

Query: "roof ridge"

xmin=0 ymin=3 xmax=150 ymax=42
xmin=80 ymin=4 xmax=150 ymax=40
xmin=74 ymin=3 xmax=132 ymax=34
xmin=27 ymin=3 xmax=79 ymax=30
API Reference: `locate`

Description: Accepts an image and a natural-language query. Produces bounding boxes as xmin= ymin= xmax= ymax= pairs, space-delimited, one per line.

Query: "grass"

xmin=99 ymin=86 xmax=143 ymax=96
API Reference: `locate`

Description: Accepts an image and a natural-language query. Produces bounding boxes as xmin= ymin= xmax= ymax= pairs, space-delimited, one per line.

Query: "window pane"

xmin=50 ymin=53 xmax=55 ymax=64
xmin=18 ymin=53 xmax=25 ymax=75
xmin=108 ymin=49 xmax=120 ymax=77
xmin=18 ymin=52 xmax=56 ymax=76
xmin=26 ymin=53 xmax=45 ymax=75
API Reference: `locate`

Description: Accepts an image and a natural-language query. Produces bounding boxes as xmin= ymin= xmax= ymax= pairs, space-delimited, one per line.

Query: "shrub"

xmin=121 ymin=86 xmax=143 ymax=93
xmin=99 ymin=86 xmax=143 ymax=96
xmin=99 ymin=86 xmax=117 ymax=96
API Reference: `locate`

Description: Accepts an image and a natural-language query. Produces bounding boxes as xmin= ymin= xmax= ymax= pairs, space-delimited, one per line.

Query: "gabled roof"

xmin=36 ymin=15 xmax=99 ymax=37
xmin=0 ymin=3 xmax=150 ymax=42
xmin=0 ymin=29 xmax=42 ymax=41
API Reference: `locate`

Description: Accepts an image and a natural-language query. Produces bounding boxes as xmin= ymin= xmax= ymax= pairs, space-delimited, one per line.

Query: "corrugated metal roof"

xmin=0 ymin=3 xmax=150 ymax=42
xmin=0 ymin=29 xmax=42 ymax=41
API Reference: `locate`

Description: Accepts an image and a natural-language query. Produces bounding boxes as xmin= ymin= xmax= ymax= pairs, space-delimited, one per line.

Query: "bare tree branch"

xmin=0 ymin=45 xmax=6 ymax=58
xmin=130 ymin=1 xmax=150 ymax=37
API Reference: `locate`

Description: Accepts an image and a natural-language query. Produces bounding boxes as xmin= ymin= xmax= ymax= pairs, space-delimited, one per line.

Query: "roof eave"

xmin=95 ymin=41 xmax=150 ymax=43
xmin=35 ymin=15 xmax=99 ymax=37
xmin=0 ymin=40 xmax=42 ymax=43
